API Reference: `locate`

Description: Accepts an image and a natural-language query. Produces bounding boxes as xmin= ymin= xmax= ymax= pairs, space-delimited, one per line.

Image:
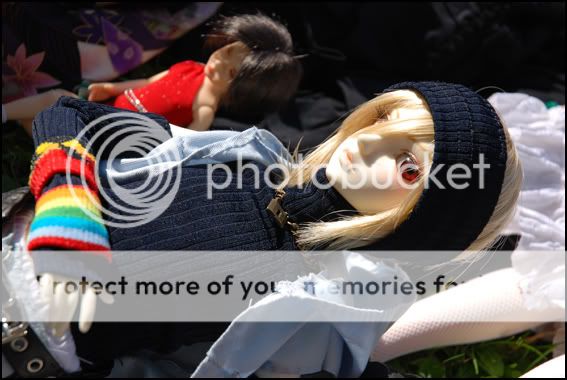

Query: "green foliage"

xmin=2 ymin=122 xmax=33 ymax=192
xmin=388 ymin=331 xmax=557 ymax=378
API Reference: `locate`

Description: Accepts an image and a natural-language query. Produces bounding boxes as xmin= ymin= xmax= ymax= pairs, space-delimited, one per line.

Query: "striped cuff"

xmin=29 ymin=147 xmax=97 ymax=200
xmin=27 ymin=185 xmax=111 ymax=261
xmin=34 ymin=138 xmax=96 ymax=163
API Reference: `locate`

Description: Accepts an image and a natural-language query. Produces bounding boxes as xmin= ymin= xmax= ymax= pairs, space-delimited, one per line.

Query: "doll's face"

xmin=204 ymin=42 xmax=249 ymax=86
xmin=326 ymin=108 xmax=432 ymax=214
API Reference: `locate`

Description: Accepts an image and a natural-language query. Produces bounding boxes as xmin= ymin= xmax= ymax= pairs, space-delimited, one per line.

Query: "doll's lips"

xmin=345 ymin=150 xmax=353 ymax=163
xmin=340 ymin=149 xmax=353 ymax=170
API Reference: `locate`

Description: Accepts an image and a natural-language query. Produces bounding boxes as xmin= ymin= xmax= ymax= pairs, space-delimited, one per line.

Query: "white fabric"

xmin=489 ymin=93 xmax=565 ymax=251
xmin=192 ymin=251 xmax=416 ymax=378
xmin=488 ymin=93 xmax=565 ymax=312
xmin=511 ymin=250 xmax=565 ymax=311
xmin=2 ymin=206 xmax=81 ymax=374
xmin=103 ymin=126 xmax=293 ymax=184
xmin=521 ymin=354 xmax=565 ymax=378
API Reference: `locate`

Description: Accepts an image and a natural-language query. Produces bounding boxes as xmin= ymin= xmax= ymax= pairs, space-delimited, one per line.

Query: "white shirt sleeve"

xmin=170 ymin=123 xmax=198 ymax=137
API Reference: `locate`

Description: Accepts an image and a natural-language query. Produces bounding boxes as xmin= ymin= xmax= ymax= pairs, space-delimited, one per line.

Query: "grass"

xmin=2 ymin=122 xmax=34 ymax=192
xmin=387 ymin=330 xmax=557 ymax=378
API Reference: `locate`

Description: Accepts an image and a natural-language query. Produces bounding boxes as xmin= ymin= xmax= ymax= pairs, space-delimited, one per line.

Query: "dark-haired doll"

xmin=87 ymin=13 xmax=303 ymax=130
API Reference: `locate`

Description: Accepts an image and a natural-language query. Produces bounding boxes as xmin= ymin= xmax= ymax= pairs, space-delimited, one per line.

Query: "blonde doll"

xmin=4 ymin=81 xmax=522 ymax=376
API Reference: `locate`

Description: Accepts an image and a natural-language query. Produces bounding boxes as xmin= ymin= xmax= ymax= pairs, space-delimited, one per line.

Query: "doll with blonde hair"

xmin=3 ymin=82 xmax=523 ymax=376
xmin=286 ymin=83 xmax=522 ymax=254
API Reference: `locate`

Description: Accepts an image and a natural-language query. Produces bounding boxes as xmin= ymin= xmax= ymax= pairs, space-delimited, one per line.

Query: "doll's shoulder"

xmin=169 ymin=60 xmax=206 ymax=77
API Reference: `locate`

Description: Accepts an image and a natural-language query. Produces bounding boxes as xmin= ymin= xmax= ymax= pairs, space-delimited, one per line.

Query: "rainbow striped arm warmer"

xmin=27 ymin=138 xmax=111 ymax=263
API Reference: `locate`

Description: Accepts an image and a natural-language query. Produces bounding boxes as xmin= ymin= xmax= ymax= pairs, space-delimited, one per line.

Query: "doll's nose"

xmin=357 ymin=134 xmax=384 ymax=159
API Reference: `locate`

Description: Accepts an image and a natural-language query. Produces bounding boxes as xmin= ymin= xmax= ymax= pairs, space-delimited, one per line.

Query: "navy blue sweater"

xmin=28 ymin=97 xmax=357 ymax=366
xmin=105 ymin=164 xmax=354 ymax=251
xmin=30 ymin=97 xmax=355 ymax=256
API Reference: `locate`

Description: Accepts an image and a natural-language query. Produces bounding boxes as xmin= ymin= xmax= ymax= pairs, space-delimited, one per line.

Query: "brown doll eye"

xmin=397 ymin=152 xmax=420 ymax=183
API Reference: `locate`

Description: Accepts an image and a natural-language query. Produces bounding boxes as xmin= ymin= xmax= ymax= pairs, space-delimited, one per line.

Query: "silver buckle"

xmin=267 ymin=196 xmax=289 ymax=229
xmin=2 ymin=320 xmax=28 ymax=345
xmin=266 ymin=189 xmax=299 ymax=231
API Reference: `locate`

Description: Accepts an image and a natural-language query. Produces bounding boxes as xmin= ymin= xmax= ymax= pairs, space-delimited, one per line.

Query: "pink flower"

xmin=3 ymin=44 xmax=60 ymax=97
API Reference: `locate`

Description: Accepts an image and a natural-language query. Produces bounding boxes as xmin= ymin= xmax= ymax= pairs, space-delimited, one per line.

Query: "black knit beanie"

xmin=361 ymin=82 xmax=508 ymax=251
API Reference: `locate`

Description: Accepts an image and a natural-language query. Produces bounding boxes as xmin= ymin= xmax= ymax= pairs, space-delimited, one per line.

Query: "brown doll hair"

xmin=204 ymin=13 xmax=303 ymax=119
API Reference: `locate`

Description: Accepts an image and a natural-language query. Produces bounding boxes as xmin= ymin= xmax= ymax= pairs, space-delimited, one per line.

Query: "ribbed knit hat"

xmin=362 ymin=82 xmax=508 ymax=251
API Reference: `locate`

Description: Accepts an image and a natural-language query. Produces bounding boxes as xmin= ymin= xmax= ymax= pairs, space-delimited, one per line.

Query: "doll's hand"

xmin=87 ymin=83 xmax=118 ymax=102
xmin=38 ymin=274 xmax=114 ymax=337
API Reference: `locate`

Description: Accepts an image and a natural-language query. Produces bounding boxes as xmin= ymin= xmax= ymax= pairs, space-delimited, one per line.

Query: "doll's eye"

xmin=397 ymin=152 xmax=420 ymax=183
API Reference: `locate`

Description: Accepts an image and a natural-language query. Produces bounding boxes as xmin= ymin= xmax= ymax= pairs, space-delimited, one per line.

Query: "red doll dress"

xmin=112 ymin=60 xmax=206 ymax=126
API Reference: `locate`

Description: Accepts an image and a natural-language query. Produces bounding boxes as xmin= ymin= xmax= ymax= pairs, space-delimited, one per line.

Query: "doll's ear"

xmin=388 ymin=109 xmax=402 ymax=120
xmin=205 ymin=54 xmax=224 ymax=80
xmin=388 ymin=107 xmax=424 ymax=121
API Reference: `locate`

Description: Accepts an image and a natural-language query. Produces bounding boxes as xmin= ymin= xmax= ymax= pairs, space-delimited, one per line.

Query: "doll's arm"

xmin=87 ymin=70 xmax=169 ymax=102
xmin=27 ymin=99 xmax=114 ymax=334
xmin=3 ymin=90 xmax=79 ymax=135
xmin=28 ymin=97 xmax=171 ymax=336
xmin=187 ymin=104 xmax=215 ymax=131
xmin=27 ymin=96 xmax=169 ymax=270
xmin=372 ymin=268 xmax=563 ymax=362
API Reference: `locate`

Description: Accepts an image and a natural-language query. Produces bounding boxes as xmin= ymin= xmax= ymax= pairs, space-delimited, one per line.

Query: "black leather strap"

xmin=2 ymin=326 xmax=65 ymax=378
